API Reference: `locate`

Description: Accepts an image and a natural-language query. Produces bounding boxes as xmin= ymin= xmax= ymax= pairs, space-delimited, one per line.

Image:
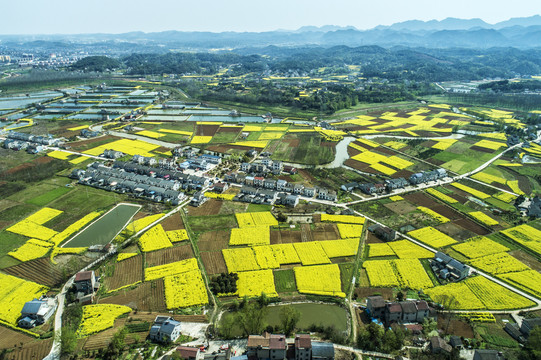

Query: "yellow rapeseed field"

xmin=145 ymin=258 xmax=198 ymax=281
xmin=293 ymin=242 xmax=331 ymax=265
xmin=229 ymin=226 xmax=270 ymax=246
xmin=294 ymin=264 xmax=345 ymax=297
xmin=77 ymin=304 xmax=131 ymax=338
xmin=164 ymin=270 xmax=209 ymax=309
xmin=452 ymin=236 xmax=509 ymax=258
xmin=138 ymin=224 xmax=173 ymax=252
xmin=408 ymin=227 xmax=457 ymax=248
xmin=237 ymin=270 xmax=278 ymax=298
xmin=0 ymin=273 xmax=49 ymax=325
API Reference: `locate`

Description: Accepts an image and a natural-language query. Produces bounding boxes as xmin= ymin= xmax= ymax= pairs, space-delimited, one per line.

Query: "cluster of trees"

xmin=356 ymin=322 xmax=406 ymax=354
xmin=70 ymin=46 xmax=541 ymax=83
xmin=70 ymin=56 xmax=121 ymax=72
xmin=446 ymin=93 xmax=541 ymax=112
xmin=209 ymin=272 xmax=238 ymax=295
xmin=194 ymin=82 xmax=418 ymax=114
xmin=478 ymin=79 xmax=541 ymax=93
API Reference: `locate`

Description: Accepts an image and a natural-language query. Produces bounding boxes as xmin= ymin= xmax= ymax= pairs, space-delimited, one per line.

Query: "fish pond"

xmin=62 ymin=204 xmax=140 ymax=247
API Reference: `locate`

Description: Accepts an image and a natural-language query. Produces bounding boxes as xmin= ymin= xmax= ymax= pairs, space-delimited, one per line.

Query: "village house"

xmin=176 ymin=346 xmax=200 ymax=360
xmin=149 ymin=316 xmax=182 ymax=343
xmin=18 ymin=298 xmax=57 ymax=329
xmin=431 ymin=252 xmax=470 ymax=281
xmin=295 ymin=334 xmax=311 ymax=360
xmin=247 ymin=333 xmax=287 ymax=360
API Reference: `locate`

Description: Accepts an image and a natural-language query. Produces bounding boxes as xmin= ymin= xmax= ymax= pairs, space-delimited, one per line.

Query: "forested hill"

xmin=109 ymin=46 xmax=541 ymax=82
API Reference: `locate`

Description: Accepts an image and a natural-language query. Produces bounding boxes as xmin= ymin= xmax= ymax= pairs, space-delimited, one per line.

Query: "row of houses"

xmin=247 ymin=333 xmax=334 ymax=360
xmin=3 ymin=130 xmax=64 ymax=154
xmin=224 ymin=172 xmax=337 ymax=202
xmin=240 ymin=159 xmax=297 ymax=176
xmin=3 ymin=138 xmax=46 ymax=154
xmin=343 ymin=169 xmax=448 ymax=195
xmin=235 ymin=186 xmax=300 ymax=207
xmin=179 ymin=154 xmax=222 ymax=171
xmin=366 ymin=296 xmax=434 ymax=326
xmin=6 ymin=130 xmax=64 ymax=146
xmin=70 ymin=163 xmax=187 ymax=204
xmin=112 ymin=161 xmax=210 ymax=190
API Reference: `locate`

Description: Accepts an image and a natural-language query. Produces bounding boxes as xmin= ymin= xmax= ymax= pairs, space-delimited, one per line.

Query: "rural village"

xmin=0 ymin=75 xmax=540 ymax=360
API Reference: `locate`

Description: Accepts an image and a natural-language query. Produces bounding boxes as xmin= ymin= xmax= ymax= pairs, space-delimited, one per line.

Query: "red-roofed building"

xmin=177 ymin=346 xmax=200 ymax=360
xmin=247 ymin=333 xmax=287 ymax=360
xmin=295 ymin=334 xmax=311 ymax=360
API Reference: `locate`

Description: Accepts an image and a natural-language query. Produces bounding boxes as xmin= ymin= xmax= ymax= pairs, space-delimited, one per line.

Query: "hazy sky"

xmin=1 ymin=0 xmax=540 ymax=34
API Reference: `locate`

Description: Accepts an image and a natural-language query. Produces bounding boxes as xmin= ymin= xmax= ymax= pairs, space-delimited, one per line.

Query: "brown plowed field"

xmin=196 ymin=124 xmax=220 ymax=136
xmin=104 ymin=255 xmax=143 ymax=292
xmin=365 ymin=232 xmax=384 ymax=244
xmin=131 ymin=312 xmax=207 ymax=323
xmin=279 ymin=230 xmax=303 ymax=243
xmin=310 ymin=223 xmax=340 ymax=241
xmin=100 ymin=279 xmax=166 ymax=311
xmin=70 ymin=135 xmax=116 ymax=150
xmin=217 ymin=126 xmax=241 ymax=133
xmin=82 ymin=318 xmax=128 ymax=350
xmin=5 ymin=339 xmax=52 ymax=360
xmin=3 ymin=258 xmax=64 ymax=287
xmin=0 ymin=326 xmax=36 ymax=350
xmin=355 ymin=287 xmax=393 ymax=301
xmin=437 ymin=317 xmax=474 ymax=338
xmin=201 ymin=251 xmax=227 ymax=274
xmin=160 ymin=212 xmax=185 ymax=231
xmin=376 ymin=147 xmax=398 ymax=156
xmin=198 ymin=230 xmax=229 ymax=251
xmin=469 ymin=146 xmax=494 ymax=153
xmin=270 ymin=230 xmax=282 ymax=244
xmin=145 ymin=244 xmax=194 ymax=267
xmin=188 ymin=199 xmax=223 ymax=216
xmin=404 ymin=192 xmax=489 ymax=235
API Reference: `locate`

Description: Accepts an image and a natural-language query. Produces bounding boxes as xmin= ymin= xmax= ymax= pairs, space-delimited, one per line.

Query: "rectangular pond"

xmin=62 ymin=203 xmax=141 ymax=247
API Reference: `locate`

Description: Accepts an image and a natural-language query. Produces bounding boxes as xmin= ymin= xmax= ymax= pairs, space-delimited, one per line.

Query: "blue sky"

xmin=1 ymin=0 xmax=539 ymax=34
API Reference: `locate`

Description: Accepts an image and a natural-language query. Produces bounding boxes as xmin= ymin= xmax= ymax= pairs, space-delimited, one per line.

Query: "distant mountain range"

xmin=2 ymin=15 xmax=541 ymax=51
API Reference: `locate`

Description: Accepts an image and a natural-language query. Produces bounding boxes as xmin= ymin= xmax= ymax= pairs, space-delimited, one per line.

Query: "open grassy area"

xmin=0 ymin=231 xmax=27 ymax=268
xmin=45 ymin=185 xmax=122 ymax=231
xmin=270 ymin=134 xmax=335 ymax=165
xmin=26 ymin=186 xmax=73 ymax=207
xmin=273 ymin=269 xmax=297 ymax=293
xmin=187 ymin=214 xmax=238 ymax=233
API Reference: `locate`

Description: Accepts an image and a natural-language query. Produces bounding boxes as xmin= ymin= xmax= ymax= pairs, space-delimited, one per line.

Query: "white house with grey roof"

xmin=18 ymin=298 xmax=57 ymax=328
xmin=149 ymin=316 xmax=182 ymax=343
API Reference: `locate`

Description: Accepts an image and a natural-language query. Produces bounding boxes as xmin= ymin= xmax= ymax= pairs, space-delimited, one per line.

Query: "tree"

xmin=357 ymin=322 xmax=383 ymax=351
xmin=279 ymin=306 xmax=301 ymax=337
xmin=519 ymin=326 xmax=541 ymax=360
xmin=236 ymin=302 xmax=268 ymax=336
xmin=396 ymin=291 xmax=405 ymax=301
xmin=60 ymin=327 xmax=78 ymax=355
xmin=107 ymin=327 xmax=127 ymax=356
xmin=219 ymin=313 xmax=236 ymax=339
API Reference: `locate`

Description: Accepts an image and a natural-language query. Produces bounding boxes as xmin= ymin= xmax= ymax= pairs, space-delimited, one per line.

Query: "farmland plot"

xmin=2 ymin=258 xmax=64 ymax=286
xmin=100 ymin=279 xmax=166 ymax=311
xmin=145 ymin=244 xmax=194 ymax=267
xmin=103 ymin=255 xmax=143 ymax=292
